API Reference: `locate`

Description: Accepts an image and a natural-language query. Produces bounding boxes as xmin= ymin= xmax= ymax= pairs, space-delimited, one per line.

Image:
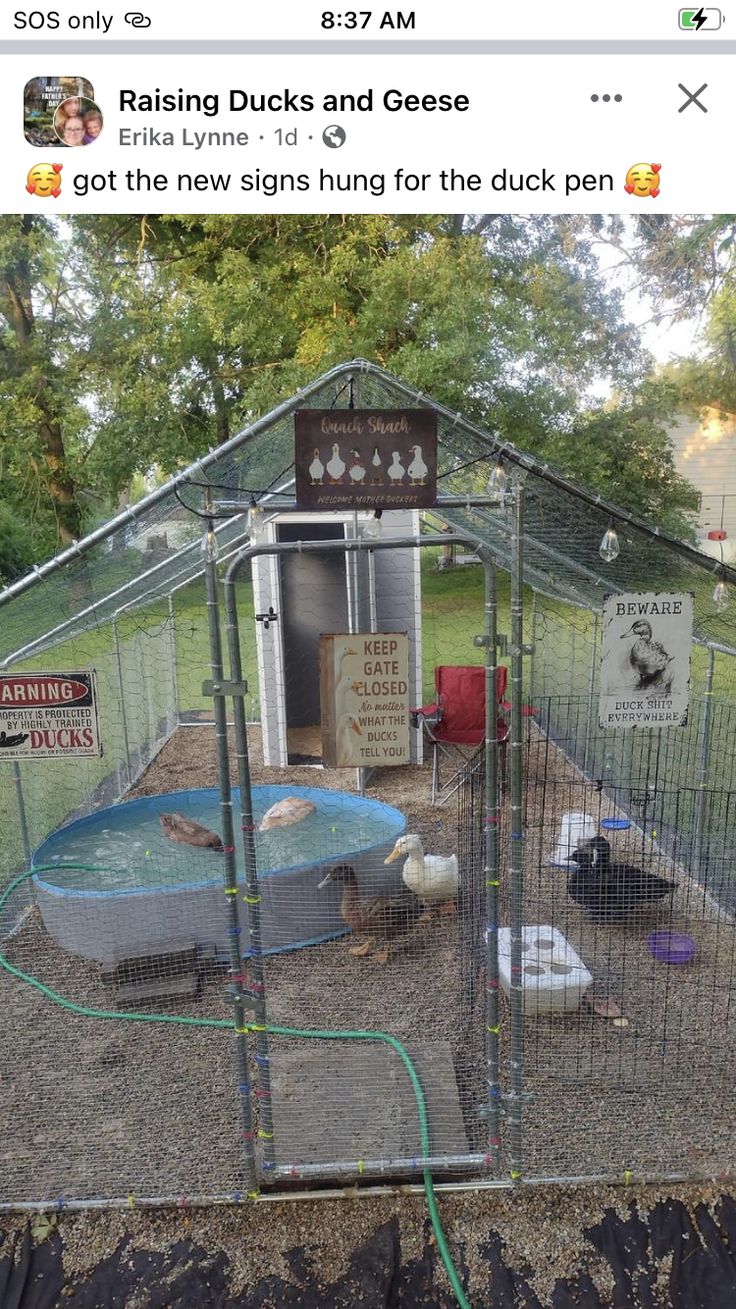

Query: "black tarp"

xmin=2 ymin=1197 xmax=736 ymax=1309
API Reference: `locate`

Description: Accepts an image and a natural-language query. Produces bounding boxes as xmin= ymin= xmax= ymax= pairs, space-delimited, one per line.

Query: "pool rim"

xmin=31 ymin=785 xmax=408 ymax=901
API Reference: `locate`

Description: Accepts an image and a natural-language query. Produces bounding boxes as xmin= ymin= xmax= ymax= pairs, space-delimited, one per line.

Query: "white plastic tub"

xmin=497 ymin=925 xmax=592 ymax=1016
xmin=548 ymin=811 xmax=596 ymax=868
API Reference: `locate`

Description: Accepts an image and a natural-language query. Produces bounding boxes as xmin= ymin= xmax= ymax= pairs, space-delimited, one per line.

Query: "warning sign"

xmin=0 ymin=671 xmax=101 ymax=759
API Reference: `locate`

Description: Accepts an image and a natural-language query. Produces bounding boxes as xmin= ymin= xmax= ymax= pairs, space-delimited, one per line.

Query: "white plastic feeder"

xmin=548 ymin=811 xmax=596 ymax=868
xmin=497 ymin=925 xmax=593 ymax=1016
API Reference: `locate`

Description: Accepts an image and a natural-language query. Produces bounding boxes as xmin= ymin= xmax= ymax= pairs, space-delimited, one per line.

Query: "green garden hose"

xmin=0 ymin=866 xmax=472 ymax=1309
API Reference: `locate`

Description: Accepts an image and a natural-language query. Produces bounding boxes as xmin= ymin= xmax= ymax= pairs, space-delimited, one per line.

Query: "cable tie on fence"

xmin=485 ymin=879 xmax=500 ymax=888
xmin=511 ymin=832 xmax=523 ymax=841
xmin=219 ymin=846 xmax=236 ymax=854
xmin=258 ymin=1130 xmax=274 ymax=1141
xmin=489 ymin=1136 xmax=502 ymax=1148
xmin=238 ymin=1083 xmax=252 ymax=1095
xmin=242 ymin=824 xmax=256 ymax=832
xmin=255 ymin=1087 xmax=272 ymax=1099
xmin=235 ymin=1025 xmax=251 ymax=1035
xmin=410 ymin=1157 xmax=419 ymax=1171
xmin=486 ymin=1024 xmax=500 ymax=1035
xmin=290 ymin=1165 xmax=300 ymax=1178
xmin=127 ymin=1195 xmax=136 ymax=1209
xmin=247 ymin=980 xmax=265 ymax=994
xmin=242 ymin=1130 xmax=257 ymax=1142
xmin=261 ymin=1160 xmax=277 ymax=1173
xmin=56 ymin=1196 xmax=66 ymax=1212
xmin=483 ymin=817 xmax=499 ymax=825
xmin=357 ymin=1159 xmax=366 ymax=1175
xmin=243 ymin=894 xmax=261 ymax=905
xmin=622 ymin=1169 xmax=633 ymax=1186
xmin=510 ymin=964 xmax=522 ymax=974
xmin=231 ymin=1191 xmax=242 ymax=1203
xmin=229 ymin=926 xmax=241 ymax=937
xmin=490 ymin=1086 xmax=502 ymax=1099
xmin=483 ymin=1154 xmax=494 ymax=1167
xmin=230 ymin=972 xmax=246 ymax=984
xmin=247 ymin=1190 xmax=260 ymax=1201
xmin=224 ymin=887 xmax=238 ymax=897
xmin=509 ymin=1170 xmax=522 ymax=1181
xmin=251 ymin=1022 xmax=267 ymax=1032
xmin=487 ymin=978 xmax=499 ymax=990
xmin=255 ymin=1053 xmax=270 ymax=1068
xmin=179 ymin=1195 xmax=189 ymax=1209
xmin=485 ymin=923 xmax=498 ymax=933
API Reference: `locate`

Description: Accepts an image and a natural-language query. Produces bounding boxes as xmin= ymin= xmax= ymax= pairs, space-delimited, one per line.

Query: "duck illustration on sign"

xmin=326 ymin=444 xmax=346 ymax=483
xmin=598 ymin=592 xmax=693 ymax=729
xmin=348 ymin=449 xmax=367 ymax=484
xmin=407 ymin=445 xmax=428 ymax=485
xmin=387 ymin=451 xmax=405 ymax=484
xmin=308 ymin=449 xmax=325 ymax=485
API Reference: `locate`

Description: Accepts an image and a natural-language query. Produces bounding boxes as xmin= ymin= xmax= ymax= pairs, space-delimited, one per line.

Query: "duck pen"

xmin=1 ymin=359 xmax=736 ymax=1210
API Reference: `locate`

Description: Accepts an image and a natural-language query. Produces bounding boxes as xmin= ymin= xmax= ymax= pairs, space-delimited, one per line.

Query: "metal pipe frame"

xmin=692 ymin=646 xmax=716 ymax=877
xmin=111 ymin=617 xmax=133 ymax=788
xmin=203 ymin=535 xmax=258 ymax=1196
xmin=507 ymin=479 xmax=526 ymax=1183
xmin=223 ymin=528 xmax=499 ymax=1184
xmin=482 ymin=558 xmax=501 ymax=1167
xmin=11 ymin=761 xmax=31 ymax=865
xmin=582 ymin=614 xmax=600 ymax=778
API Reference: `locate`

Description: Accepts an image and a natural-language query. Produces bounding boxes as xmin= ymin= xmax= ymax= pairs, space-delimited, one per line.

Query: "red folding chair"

xmin=411 ymin=665 xmax=510 ymax=805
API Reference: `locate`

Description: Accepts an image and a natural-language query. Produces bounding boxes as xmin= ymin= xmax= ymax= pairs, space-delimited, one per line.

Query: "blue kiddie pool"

xmin=32 ymin=786 xmax=407 ymax=964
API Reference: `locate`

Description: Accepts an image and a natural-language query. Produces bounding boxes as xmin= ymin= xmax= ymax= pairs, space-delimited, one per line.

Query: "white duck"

xmin=326 ymin=443 xmax=346 ymax=483
xmin=336 ymin=713 xmax=363 ymax=765
xmin=348 ymin=449 xmax=367 ymax=484
xmin=308 ymin=448 xmax=325 ymax=485
xmin=371 ymin=445 xmax=383 ymax=484
xmin=387 ymin=452 xmax=405 ymax=484
xmin=407 ymin=444 xmax=428 ymax=485
xmin=384 ymin=834 xmax=459 ymax=911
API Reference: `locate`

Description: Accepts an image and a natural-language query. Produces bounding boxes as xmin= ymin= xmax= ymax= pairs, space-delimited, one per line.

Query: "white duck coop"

xmin=1 ymin=358 xmax=736 ymax=1208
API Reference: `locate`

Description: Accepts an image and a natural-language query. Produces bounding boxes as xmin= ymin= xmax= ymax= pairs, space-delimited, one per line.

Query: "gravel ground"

xmin=1 ymin=721 xmax=735 ymax=1208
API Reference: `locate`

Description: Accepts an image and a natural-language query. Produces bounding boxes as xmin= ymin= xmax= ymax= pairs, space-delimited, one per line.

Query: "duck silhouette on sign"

xmin=348 ymin=449 xmax=367 ymax=485
xmin=407 ymin=444 xmax=428 ymax=485
xmin=308 ymin=448 xmax=325 ymax=485
xmin=0 ymin=730 xmax=29 ymax=748
xmin=387 ymin=452 xmax=405 ymax=485
xmin=326 ymin=444 xmax=346 ymax=484
xmin=621 ymin=620 xmax=674 ymax=694
xmin=371 ymin=445 xmax=383 ymax=484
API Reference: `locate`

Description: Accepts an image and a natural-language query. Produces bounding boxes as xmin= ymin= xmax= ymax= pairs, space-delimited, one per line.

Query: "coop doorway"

xmin=278 ymin=520 xmax=349 ymax=764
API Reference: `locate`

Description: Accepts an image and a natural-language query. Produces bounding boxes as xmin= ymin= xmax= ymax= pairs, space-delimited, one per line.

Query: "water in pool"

xmin=34 ymin=787 xmax=405 ymax=893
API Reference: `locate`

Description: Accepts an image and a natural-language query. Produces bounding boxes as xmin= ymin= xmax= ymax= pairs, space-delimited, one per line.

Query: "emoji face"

xmin=624 ymin=163 xmax=661 ymax=198
xmin=26 ymin=163 xmax=63 ymax=198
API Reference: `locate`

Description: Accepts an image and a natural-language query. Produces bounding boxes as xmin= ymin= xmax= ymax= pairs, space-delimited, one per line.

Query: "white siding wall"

xmin=669 ymin=409 xmax=736 ymax=563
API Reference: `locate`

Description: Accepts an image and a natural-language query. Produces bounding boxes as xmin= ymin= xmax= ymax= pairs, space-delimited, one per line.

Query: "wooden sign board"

xmin=294 ymin=409 xmax=437 ymax=510
xmin=599 ymin=592 xmax=694 ymax=729
xmin=320 ymin=633 xmax=411 ymax=768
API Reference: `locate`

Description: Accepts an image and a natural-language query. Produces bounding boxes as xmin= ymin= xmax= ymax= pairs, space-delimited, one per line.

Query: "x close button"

xmin=678 ymin=82 xmax=709 ymax=112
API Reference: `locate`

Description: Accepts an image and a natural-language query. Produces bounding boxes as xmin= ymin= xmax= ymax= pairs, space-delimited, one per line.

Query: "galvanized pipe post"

xmin=528 ymin=592 xmax=538 ymax=709
xmin=507 ymin=480 xmax=526 ymax=1182
xmin=202 ymin=523 xmax=259 ymax=1196
xmin=167 ymin=594 xmax=180 ymax=727
xmin=12 ymin=761 xmax=31 ymax=864
xmin=111 ymin=617 xmax=132 ymax=788
xmin=223 ymin=561 xmax=277 ymax=1175
xmin=582 ymin=614 xmax=600 ymax=778
xmin=692 ymin=646 xmax=715 ymax=877
xmin=480 ymin=553 xmax=501 ymax=1168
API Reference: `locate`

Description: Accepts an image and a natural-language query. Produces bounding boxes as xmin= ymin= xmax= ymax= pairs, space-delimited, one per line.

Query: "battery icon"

xmin=679 ymin=8 xmax=723 ymax=28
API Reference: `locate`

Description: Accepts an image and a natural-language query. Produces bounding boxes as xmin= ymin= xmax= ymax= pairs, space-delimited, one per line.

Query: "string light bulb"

xmin=599 ymin=519 xmax=620 ymax=563
xmin=201 ymin=523 xmax=219 ymax=563
xmin=360 ymin=511 xmax=382 ymax=540
xmin=487 ymin=459 xmax=507 ymax=497
xmin=713 ymin=571 xmax=730 ymax=612
xmin=246 ymin=499 xmax=265 ymax=542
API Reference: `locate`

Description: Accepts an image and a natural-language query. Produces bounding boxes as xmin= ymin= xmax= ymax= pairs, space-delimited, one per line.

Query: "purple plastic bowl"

xmin=647 ymin=932 xmax=696 ymax=965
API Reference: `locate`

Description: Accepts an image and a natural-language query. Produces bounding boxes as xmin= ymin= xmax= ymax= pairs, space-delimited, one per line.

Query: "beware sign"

xmin=0 ymin=671 xmax=102 ymax=758
xmin=598 ymin=593 xmax=693 ymax=730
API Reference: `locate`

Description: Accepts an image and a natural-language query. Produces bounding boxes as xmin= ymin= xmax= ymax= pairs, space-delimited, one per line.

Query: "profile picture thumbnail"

xmin=24 ymin=76 xmax=95 ymax=146
xmin=54 ymin=96 xmax=104 ymax=147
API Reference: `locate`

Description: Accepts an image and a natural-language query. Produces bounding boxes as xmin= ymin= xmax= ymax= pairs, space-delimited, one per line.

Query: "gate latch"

xmin=255 ymin=607 xmax=279 ymax=630
xmin=202 ymin=679 xmax=248 ymax=697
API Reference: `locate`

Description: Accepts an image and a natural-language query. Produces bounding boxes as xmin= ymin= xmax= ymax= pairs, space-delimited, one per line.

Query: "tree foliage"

xmin=0 ymin=212 xmax=701 ymax=573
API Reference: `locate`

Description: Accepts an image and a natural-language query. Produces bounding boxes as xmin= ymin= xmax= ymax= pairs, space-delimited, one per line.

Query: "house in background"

xmin=669 ymin=407 xmax=736 ymax=564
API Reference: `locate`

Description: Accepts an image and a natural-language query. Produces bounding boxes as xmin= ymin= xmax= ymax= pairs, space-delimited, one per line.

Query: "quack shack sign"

xmin=599 ymin=593 xmax=694 ymax=729
xmin=294 ymin=409 xmax=437 ymax=509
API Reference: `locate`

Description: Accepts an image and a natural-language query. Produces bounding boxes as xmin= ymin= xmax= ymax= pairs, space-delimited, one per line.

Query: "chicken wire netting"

xmin=0 ymin=358 xmax=735 ymax=1205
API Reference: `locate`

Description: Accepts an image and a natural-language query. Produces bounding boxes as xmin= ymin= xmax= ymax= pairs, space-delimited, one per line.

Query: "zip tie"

xmin=509 ymin=1170 xmax=522 ymax=1181
xmin=487 ymin=978 xmax=499 ymax=990
xmin=243 ymin=894 xmax=261 ymax=905
xmin=230 ymin=972 xmax=246 ymax=983
xmin=219 ymin=845 xmax=236 ymax=854
xmin=511 ymin=832 xmax=523 ymax=841
xmin=410 ymin=1158 xmax=419 ymax=1171
xmin=484 ymin=817 xmax=499 ymax=825
xmin=56 ymin=1196 xmax=66 ymax=1212
xmin=247 ymin=1190 xmax=260 ymax=1201
xmin=258 ymin=1130 xmax=274 ymax=1141
xmin=242 ymin=1130 xmax=257 ymax=1142
xmin=127 ymin=1195 xmax=136 ymax=1209
xmin=262 ymin=1161 xmax=277 ymax=1172
xmin=483 ymin=1154 xmax=494 ymax=1167
xmin=242 ymin=824 xmax=256 ymax=831
xmin=238 ymin=1083 xmax=252 ymax=1095
xmin=357 ymin=1159 xmax=366 ymax=1175
xmin=231 ymin=1192 xmax=242 ymax=1203
xmin=486 ymin=879 xmax=500 ymax=888
xmin=255 ymin=1087 xmax=272 ymax=1099
xmin=224 ymin=887 xmax=238 ymax=897
xmin=486 ymin=923 xmax=498 ymax=933
xmin=623 ymin=1169 xmax=633 ymax=1186
xmin=487 ymin=1024 xmax=500 ymax=1035
xmin=251 ymin=1023 xmax=267 ymax=1032
xmin=235 ymin=1025 xmax=251 ymax=1035
xmin=255 ymin=1053 xmax=270 ymax=1067
xmin=490 ymin=1086 xmax=502 ymax=1098
xmin=179 ymin=1195 xmax=189 ymax=1209
xmin=229 ymin=926 xmax=241 ymax=937
xmin=489 ymin=1136 xmax=502 ymax=1147
xmin=290 ymin=1165 xmax=300 ymax=1178
xmin=247 ymin=980 xmax=265 ymax=994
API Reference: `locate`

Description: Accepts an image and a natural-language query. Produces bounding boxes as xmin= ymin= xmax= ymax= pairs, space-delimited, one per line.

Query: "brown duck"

xmin=160 ymin=812 xmax=223 ymax=850
xmin=317 ymin=863 xmax=422 ymax=963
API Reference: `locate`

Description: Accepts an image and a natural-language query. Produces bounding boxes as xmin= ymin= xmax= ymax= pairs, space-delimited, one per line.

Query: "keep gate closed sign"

xmin=320 ymin=633 xmax=411 ymax=767
xmin=0 ymin=671 xmax=102 ymax=758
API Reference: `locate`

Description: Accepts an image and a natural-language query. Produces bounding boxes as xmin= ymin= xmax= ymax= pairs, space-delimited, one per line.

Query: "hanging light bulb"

xmin=201 ymin=522 xmax=219 ymax=563
xmin=713 ymin=572 xmax=730 ymax=612
xmin=246 ymin=500 xmax=265 ymax=542
xmin=360 ymin=512 xmax=382 ymax=541
xmin=486 ymin=459 xmax=507 ymax=497
xmin=599 ymin=519 xmax=620 ymax=563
